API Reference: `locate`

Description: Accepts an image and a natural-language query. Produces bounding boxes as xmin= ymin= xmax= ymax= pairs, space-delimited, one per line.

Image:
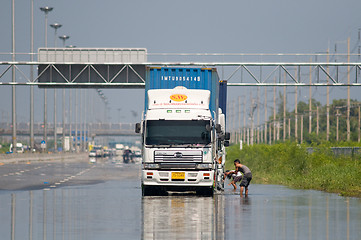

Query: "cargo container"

xmin=136 ymin=67 xmax=229 ymax=196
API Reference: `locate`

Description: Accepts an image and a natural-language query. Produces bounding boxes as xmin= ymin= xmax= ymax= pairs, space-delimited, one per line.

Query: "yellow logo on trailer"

xmin=170 ymin=94 xmax=187 ymax=102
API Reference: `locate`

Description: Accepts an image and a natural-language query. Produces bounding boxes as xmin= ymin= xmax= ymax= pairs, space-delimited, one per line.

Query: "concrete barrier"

xmin=0 ymin=152 xmax=88 ymax=164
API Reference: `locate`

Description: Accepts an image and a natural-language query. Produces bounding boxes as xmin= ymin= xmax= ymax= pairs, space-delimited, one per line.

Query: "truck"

xmin=9 ymin=143 xmax=24 ymax=153
xmin=136 ymin=67 xmax=229 ymax=196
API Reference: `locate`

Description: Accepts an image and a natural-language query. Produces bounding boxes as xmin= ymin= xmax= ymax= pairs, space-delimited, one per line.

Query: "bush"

xmin=225 ymin=142 xmax=361 ymax=197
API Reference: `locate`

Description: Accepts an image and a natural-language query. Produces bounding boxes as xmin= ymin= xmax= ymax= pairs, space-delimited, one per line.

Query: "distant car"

xmin=89 ymin=150 xmax=97 ymax=157
xmin=133 ymin=151 xmax=142 ymax=163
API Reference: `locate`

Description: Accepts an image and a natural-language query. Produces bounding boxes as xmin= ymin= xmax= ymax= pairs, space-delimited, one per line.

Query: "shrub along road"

xmin=225 ymin=142 xmax=361 ymax=198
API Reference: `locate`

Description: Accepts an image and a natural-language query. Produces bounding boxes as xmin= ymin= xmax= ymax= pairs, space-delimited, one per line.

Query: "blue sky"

xmin=0 ymin=0 xmax=361 ymax=131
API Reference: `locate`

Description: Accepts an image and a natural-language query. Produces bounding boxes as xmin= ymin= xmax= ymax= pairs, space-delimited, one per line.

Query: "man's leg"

xmin=245 ymin=187 xmax=249 ymax=196
xmin=240 ymin=186 xmax=244 ymax=196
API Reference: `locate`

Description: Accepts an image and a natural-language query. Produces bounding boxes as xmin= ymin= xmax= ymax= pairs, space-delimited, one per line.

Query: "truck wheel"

xmin=142 ymin=185 xmax=167 ymax=196
xmin=196 ymin=187 xmax=214 ymax=197
xmin=142 ymin=185 xmax=153 ymax=196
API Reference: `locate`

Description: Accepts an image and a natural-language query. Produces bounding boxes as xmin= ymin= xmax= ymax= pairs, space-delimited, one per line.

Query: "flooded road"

xmin=0 ymin=159 xmax=360 ymax=240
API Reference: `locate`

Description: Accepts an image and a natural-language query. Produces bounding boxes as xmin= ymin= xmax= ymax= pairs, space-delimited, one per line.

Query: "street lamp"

xmin=40 ymin=7 xmax=53 ymax=47
xmin=59 ymin=34 xmax=70 ymax=151
xmin=50 ymin=23 xmax=62 ymax=152
xmin=59 ymin=35 xmax=70 ymax=47
xmin=50 ymin=23 xmax=62 ymax=47
xmin=40 ymin=6 xmax=53 ymax=152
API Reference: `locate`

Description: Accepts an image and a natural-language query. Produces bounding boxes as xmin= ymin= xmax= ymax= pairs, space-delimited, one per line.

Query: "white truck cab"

xmin=137 ymin=86 xmax=229 ymax=196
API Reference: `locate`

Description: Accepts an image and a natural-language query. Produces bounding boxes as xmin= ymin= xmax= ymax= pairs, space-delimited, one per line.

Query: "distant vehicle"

xmin=133 ymin=151 xmax=142 ymax=163
xmin=92 ymin=145 xmax=104 ymax=157
xmin=104 ymin=149 xmax=110 ymax=157
xmin=123 ymin=149 xmax=133 ymax=163
xmin=115 ymin=144 xmax=124 ymax=156
xmin=9 ymin=143 xmax=24 ymax=153
xmin=89 ymin=150 xmax=97 ymax=157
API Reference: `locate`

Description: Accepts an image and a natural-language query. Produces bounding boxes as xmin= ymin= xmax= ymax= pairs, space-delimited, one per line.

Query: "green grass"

xmin=225 ymin=142 xmax=361 ymax=198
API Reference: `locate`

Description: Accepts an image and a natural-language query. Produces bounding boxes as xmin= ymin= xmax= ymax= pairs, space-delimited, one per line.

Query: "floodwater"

xmin=0 ymin=173 xmax=360 ymax=239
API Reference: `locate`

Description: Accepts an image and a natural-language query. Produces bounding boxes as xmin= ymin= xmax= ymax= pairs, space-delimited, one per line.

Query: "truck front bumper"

xmin=142 ymin=170 xmax=214 ymax=187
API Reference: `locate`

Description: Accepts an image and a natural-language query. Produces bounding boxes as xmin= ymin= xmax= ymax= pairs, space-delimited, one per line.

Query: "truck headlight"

xmin=144 ymin=163 xmax=159 ymax=169
xmin=197 ymin=163 xmax=212 ymax=169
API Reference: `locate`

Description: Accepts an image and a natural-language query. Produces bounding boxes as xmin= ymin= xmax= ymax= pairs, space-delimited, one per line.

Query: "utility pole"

xmin=283 ymin=72 xmax=287 ymax=141
xmin=247 ymin=128 xmax=250 ymax=146
xmin=264 ymin=87 xmax=267 ymax=143
xmin=257 ymin=87 xmax=260 ymax=144
xmin=316 ymin=106 xmax=319 ymax=136
xmin=347 ymin=37 xmax=351 ymax=141
xmin=54 ymin=88 xmax=57 ymax=152
xmin=336 ymin=109 xmax=340 ymax=141
xmin=358 ymin=106 xmax=360 ymax=143
xmin=232 ymin=100 xmax=236 ymax=143
xmin=250 ymin=92 xmax=254 ymax=145
xmin=40 ymin=6 xmax=53 ymax=152
xmin=11 ymin=0 xmax=16 ymax=152
xmin=288 ymin=118 xmax=291 ymax=139
xmin=326 ymin=49 xmax=330 ymax=141
xmin=309 ymin=58 xmax=312 ymax=134
xmin=69 ymin=89 xmax=72 ymax=151
xmin=301 ymin=114 xmax=304 ymax=144
xmin=273 ymin=80 xmax=276 ymax=142
xmin=30 ymin=0 xmax=34 ymax=151
xmin=238 ymin=96 xmax=242 ymax=144
xmin=243 ymin=97 xmax=246 ymax=144
xmin=75 ymin=89 xmax=78 ymax=152
xmin=295 ymin=76 xmax=298 ymax=142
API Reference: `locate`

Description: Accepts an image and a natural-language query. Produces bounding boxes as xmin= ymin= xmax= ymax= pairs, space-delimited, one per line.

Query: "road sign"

xmin=41 ymin=140 xmax=46 ymax=149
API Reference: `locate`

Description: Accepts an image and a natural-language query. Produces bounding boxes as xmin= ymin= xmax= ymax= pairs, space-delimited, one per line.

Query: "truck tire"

xmin=196 ymin=187 xmax=214 ymax=197
xmin=142 ymin=185 xmax=153 ymax=196
xmin=142 ymin=185 xmax=166 ymax=196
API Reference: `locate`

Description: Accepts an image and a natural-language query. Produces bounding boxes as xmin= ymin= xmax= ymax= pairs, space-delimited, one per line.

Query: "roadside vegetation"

xmin=0 ymin=143 xmax=10 ymax=154
xmin=225 ymin=142 xmax=361 ymax=198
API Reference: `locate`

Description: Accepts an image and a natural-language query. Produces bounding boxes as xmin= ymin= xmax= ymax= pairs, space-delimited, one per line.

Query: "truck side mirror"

xmin=215 ymin=124 xmax=222 ymax=133
xmin=135 ymin=123 xmax=141 ymax=133
xmin=224 ymin=140 xmax=230 ymax=147
xmin=225 ymin=132 xmax=230 ymax=140
xmin=206 ymin=124 xmax=211 ymax=132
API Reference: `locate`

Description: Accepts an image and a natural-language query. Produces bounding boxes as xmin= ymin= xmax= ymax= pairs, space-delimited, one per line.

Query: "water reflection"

xmin=142 ymin=194 xmax=225 ymax=240
xmin=224 ymin=186 xmax=361 ymax=240
xmin=0 ymin=184 xmax=361 ymax=240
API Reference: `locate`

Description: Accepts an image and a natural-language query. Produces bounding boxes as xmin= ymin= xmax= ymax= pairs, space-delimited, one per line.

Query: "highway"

xmin=0 ymin=155 xmax=139 ymax=191
xmin=0 ymin=156 xmax=360 ymax=240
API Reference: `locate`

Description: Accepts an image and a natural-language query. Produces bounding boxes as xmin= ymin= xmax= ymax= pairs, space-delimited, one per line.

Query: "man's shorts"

xmin=240 ymin=173 xmax=252 ymax=188
xmin=233 ymin=175 xmax=242 ymax=183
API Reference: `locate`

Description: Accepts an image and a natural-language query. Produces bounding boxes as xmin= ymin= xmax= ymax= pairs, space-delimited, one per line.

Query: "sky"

xmin=0 ymin=0 xmax=361 ymax=136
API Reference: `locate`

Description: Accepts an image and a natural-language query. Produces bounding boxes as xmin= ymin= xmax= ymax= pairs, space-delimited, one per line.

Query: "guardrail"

xmin=307 ymin=147 xmax=361 ymax=157
xmin=0 ymin=152 xmax=88 ymax=164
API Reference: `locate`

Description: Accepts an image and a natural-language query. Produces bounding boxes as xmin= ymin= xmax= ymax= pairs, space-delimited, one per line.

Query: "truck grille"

xmin=154 ymin=150 xmax=203 ymax=163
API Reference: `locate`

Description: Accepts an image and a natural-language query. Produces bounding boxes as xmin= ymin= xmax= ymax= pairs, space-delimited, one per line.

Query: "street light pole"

xmin=59 ymin=35 xmax=70 ymax=151
xmin=59 ymin=35 xmax=70 ymax=47
xmin=40 ymin=6 xmax=53 ymax=152
xmin=51 ymin=26 xmax=61 ymax=153
xmin=50 ymin=23 xmax=62 ymax=47
xmin=11 ymin=0 xmax=16 ymax=153
xmin=50 ymin=23 xmax=62 ymax=152
xmin=30 ymin=0 xmax=34 ymax=152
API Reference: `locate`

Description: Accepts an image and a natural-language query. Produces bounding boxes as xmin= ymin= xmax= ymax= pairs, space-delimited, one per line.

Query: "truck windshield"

xmin=145 ymin=120 xmax=211 ymax=146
